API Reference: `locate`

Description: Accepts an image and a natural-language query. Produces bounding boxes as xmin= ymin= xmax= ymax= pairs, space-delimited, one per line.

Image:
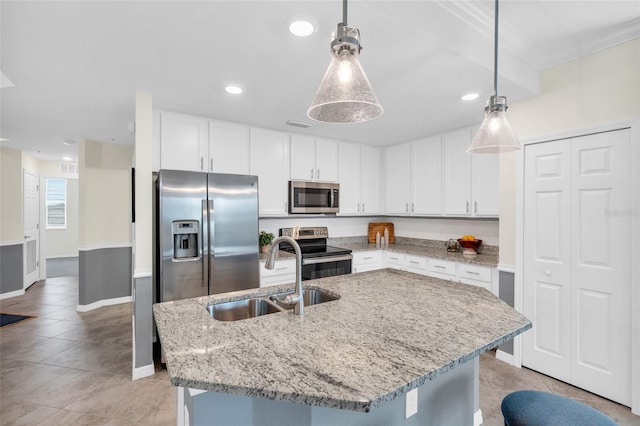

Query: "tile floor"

xmin=1 ymin=273 xmax=638 ymax=425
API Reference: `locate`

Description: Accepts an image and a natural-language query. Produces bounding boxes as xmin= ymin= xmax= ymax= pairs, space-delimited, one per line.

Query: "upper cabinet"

xmin=209 ymin=120 xmax=250 ymax=175
xmin=250 ymin=129 xmax=290 ymax=216
xmin=412 ymin=136 xmax=442 ymax=215
xmin=442 ymin=128 xmax=499 ymax=217
xmin=385 ymin=143 xmax=411 ymax=214
xmin=339 ymin=142 xmax=380 ymax=215
xmin=159 ymin=111 xmax=250 ymax=175
xmin=290 ymin=135 xmax=338 ymax=182
xmin=159 ymin=111 xmax=208 ymax=172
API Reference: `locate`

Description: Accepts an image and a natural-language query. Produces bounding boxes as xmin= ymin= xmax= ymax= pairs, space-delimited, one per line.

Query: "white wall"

xmin=499 ymin=38 xmax=640 ymax=267
xmin=0 ymin=147 xmax=23 ymax=243
xmin=260 ymin=216 xmax=499 ymax=246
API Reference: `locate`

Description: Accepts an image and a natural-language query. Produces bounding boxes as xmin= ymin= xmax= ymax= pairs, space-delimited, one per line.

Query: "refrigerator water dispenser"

xmin=172 ymin=220 xmax=199 ymax=260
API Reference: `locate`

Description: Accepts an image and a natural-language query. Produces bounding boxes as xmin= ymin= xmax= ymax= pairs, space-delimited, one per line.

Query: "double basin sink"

xmin=205 ymin=289 xmax=339 ymax=322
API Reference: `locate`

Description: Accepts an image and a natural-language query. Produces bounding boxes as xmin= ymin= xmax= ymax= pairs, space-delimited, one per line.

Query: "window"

xmin=46 ymin=178 xmax=66 ymax=229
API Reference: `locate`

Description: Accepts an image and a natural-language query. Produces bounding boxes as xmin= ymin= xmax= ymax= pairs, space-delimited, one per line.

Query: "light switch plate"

xmin=405 ymin=388 xmax=418 ymax=418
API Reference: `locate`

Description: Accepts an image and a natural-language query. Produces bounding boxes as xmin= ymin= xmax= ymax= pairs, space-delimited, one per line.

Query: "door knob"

xmin=544 ymin=270 xmax=551 ymax=277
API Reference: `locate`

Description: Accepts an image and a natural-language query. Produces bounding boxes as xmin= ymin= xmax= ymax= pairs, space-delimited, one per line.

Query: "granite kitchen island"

xmin=153 ymin=269 xmax=531 ymax=426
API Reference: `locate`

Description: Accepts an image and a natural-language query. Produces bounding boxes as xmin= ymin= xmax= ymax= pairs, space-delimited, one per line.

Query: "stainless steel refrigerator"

xmin=157 ymin=169 xmax=259 ymax=302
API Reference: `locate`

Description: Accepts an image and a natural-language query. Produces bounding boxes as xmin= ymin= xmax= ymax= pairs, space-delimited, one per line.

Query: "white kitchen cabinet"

xmin=384 ymin=252 xmax=405 ymax=270
xmin=426 ymin=258 xmax=457 ymax=281
xmin=250 ymin=129 xmax=290 ymax=216
xmin=338 ymin=142 xmax=380 ymax=215
xmin=442 ymin=128 xmax=499 ymax=217
xmin=405 ymin=254 xmax=428 ymax=276
xmin=412 ymin=136 xmax=442 ymax=215
xmin=290 ymin=135 xmax=338 ymax=182
xmin=209 ymin=120 xmax=250 ymax=174
xmin=352 ymin=251 xmax=383 ymax=273
xmin=158 ymin=111 xmax=251 ymax=175
xmin=159 ymin=111 xmax=209 ymax=172
xmin=457 ymin=262 xmax=494 ymax=293
xmin=259 ymin=258 xmax=296 ymax=287
xmin=385 ymin=142 xmax=411 ymax=214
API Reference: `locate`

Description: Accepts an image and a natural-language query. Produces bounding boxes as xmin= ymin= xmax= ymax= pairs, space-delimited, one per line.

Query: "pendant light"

xmin=307 ymin=0 xmax=382 ymax=124
xmin=467 ymin=0 xmax=520 ymax=154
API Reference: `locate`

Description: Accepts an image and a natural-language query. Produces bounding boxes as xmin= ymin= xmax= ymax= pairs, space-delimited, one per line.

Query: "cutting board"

xmin=368 ymin=222 xmax=394 ymax=244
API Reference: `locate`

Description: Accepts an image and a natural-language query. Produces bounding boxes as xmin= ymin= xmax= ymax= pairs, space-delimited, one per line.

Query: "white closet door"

xmin=522 ymin=139 xmax=572 ymax=382
xmin=570 ymin=129 xmax=631 ymax=405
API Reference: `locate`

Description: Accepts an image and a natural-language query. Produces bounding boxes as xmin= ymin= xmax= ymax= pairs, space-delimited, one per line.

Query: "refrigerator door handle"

xmin=202 ymin=199 xmax=210 ymax=288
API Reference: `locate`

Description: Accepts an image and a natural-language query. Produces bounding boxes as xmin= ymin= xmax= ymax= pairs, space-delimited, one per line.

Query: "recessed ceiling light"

xmin=289 ymin=20 xmax=315 ymax=37
xmin=0 ymin=137 xmax=8 ymax=142
xmin=225 ymin=85 xmax=243 ymax=95
xmin=62 ymin=156 xmax=72 ymax=161
xmin=461 ymin=93 xmax=480 ymax=101
xmin=63 ymin=139 xmax=75 ymax=145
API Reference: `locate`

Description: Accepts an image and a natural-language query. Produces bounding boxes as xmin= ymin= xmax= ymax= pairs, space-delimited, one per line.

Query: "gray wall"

xmin=0 ymin=243 xmax=23 ymax=295
xmin=79 ymin=246 xmax=132 ymax=306
xmin=133 ymin=275 xmax=153 ymax=369
xmin=498 ymin=270 xmax=515 ymax=355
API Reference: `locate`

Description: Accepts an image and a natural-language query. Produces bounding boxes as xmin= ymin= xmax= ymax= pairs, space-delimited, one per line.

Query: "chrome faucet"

xmin=265 ymin=236 xmax=304 ymax=315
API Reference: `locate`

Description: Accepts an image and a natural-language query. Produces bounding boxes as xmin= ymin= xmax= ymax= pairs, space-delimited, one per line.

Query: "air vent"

xmin=60 ymin=162 xmax=79 ymax=176
xmin=286 ymin=119 xmax=313 ymax=129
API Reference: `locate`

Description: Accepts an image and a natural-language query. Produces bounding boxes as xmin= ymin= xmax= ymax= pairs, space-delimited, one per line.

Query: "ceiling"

xmin=1 ymin=1 xmax=639 ymax=161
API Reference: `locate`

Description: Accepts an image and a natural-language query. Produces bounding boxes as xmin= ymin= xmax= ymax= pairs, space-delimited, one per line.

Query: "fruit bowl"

xmin=457 ymin=239 xmax=482 ymax=256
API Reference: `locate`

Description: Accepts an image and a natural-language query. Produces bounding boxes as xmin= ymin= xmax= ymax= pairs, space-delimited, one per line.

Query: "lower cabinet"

xmin=351 ymin=250 xmax=497 ymax=295
xmin=259 ymin=259 xmax=296 ymax=287
xmin=352 ymin=251 xmax=383 ymax=273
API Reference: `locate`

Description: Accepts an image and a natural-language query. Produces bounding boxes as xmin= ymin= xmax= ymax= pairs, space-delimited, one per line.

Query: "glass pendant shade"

xmin=467 ymin=99 xmax=520 ymax=154
xmin=307 ymin=28 xmax=382 ymax=124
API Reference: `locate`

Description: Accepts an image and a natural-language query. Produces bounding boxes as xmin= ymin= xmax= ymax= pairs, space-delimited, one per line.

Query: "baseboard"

xmin=474 ymin=408 xmax=484 ymax=426
xmin=46 ymin=254 xmax=79 ymax=259
xmin=132 ymin=363 xmax=155 ymax=381
xmin=0 ymin=289 xmax=25 ymax=300
xmin=496 ymin=349 xmax=517 ymax=366
xmin=77 ymin=296 xmax=132 ymax=312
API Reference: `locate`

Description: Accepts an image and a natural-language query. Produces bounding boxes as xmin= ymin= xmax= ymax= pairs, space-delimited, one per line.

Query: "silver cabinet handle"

xmin=364 ymin=256 xmax=373 ymax=260
xmin=409 ymin=260 xmax=420 ymax=265
xmin=474 ymin=201 xmax=478 ymax=214
xmin=200 ymin=157 xmax=204 ymax=171
xmin=357 ymin=202 xmax=361 ymax=213
xmin=466 ymin=271 xmax=480 ymax=275
xmin=412 ymin=203 xmax=415 ymax=213
xmin=405 ymin=203 xmax=409 ymax=213
xmin=284 ymin=202 xmax=288 ymax=213
xmin=362 ymin=202 xmax=365 ymax=213
xmin=316 ymin=169 xmax=320 ymax=180
xmin=210 ymin=158 xmax=213 ymax=171
xmin=310 ymin=168 xmax=314 ymax=179
xmin=434 ymin=265 xmax=446 ymax=269
xmin=466 ymin=201 xmax=470 ymax=213
xmin=275 ymin=267 xmax=289 ymax=271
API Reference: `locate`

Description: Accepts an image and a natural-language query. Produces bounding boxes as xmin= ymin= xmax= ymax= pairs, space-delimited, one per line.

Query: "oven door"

xmin=301 ymin=255 xmax=352 ymax=281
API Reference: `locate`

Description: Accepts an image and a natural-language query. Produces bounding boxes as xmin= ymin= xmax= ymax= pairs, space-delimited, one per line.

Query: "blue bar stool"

xmin=501 ymin=390 xmax=617 ymax=425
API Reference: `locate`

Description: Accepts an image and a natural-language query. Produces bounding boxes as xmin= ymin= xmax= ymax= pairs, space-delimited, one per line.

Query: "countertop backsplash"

xmin=328 ymin=236 xmax=499 ymax=256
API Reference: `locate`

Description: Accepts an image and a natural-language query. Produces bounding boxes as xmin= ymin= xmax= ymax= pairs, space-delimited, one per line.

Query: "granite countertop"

xmin=341 ymin=242 xmax=499 ymax=267
xmin=258 ymin=249 xmax=296 ymax=262
xmin=153 ymin=269 xmax=530 ymax=412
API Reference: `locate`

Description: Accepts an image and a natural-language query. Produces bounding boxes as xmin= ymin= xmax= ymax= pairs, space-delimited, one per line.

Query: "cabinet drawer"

xmin=458 ymin=264 xmax=492 ymax=283
xmin=353 ymin=251 xmax=382 ymax=264
xmin=259 ymin=259 xmax=296 ymax=278
xmin=405 ymin=255 xmax=427 ymax=271
xmin=384 ymin=252 xmax=405 ymax=269
xmin=428 ymin=258 xmax=456 ymax=276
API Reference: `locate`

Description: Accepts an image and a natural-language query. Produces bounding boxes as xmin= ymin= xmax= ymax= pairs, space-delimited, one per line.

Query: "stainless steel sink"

xmin=206 ymin=298 xmax=284 ymax=321
xmin=272 ymin=289 xmax=340 ymax=310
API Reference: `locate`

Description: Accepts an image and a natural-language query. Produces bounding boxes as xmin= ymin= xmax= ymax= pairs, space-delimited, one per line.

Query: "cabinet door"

xmin=209 ymin=121 xmax=250 ymax=174
xmin=360 ymin=145 xmax=380 ymax=214
xmin=315 ymin=138 xmax=339 ymax=182
xmin=443 ymin=129 xmax=472 ymax=215
xmin=290 ymin=135 xmax=316 ymax=181
xmin=385 ymin=143 xmax=411 ymax=214
xmin=338 ymin=142 xmax=361 ymax=214
xmin=412 ymin=136 xmax=442 ymax=215
xmin=160 ymin=112 xmax=208 ymax=172
xmin=471 ymin=153 xmax=499 ymax=216
xmin=250 ymin=129 xmax=289 ymax=216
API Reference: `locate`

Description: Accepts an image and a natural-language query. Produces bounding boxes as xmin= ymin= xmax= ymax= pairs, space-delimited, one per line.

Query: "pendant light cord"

xmin=343 ymin=0 xmax=348 ymax=26
xmin=493 ymin=0 xmax=499 ymax=98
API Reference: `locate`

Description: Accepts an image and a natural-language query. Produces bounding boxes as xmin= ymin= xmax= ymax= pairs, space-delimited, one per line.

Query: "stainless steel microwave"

xmin=289 ymin=181 xmax=339 ymax=214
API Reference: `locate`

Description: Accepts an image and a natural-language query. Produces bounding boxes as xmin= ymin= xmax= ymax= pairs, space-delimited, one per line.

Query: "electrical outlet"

xmin=405 ymin=388 xmax=418 ymax=418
